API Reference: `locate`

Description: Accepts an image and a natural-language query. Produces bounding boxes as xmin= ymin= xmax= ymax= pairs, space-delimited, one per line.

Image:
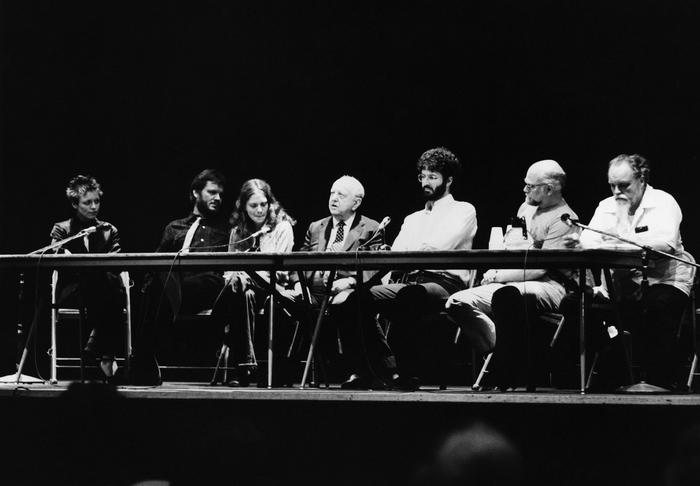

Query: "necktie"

xmin=327 ymin=220 xmax=345 ymax=252
xmin=181 ymin=217 xmax=201 ymax=252
xmin=323 ymin=220 xmax=346 ymax=282
xmin=334 ymin=220 xmax=345 ymax=244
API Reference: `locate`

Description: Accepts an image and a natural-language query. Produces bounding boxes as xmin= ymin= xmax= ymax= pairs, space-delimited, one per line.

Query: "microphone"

xmin=81 ymin=222 xmax=110 ymax=235
xmin=250 ymin=225 xmax=271 ymax=239
xmin=519 ymin=216 xmax=528 ymax=239
xmin=359 ymin=216 xmax=391 ymax=250
xmin=232 ymin=225 xmax=271 ymax=251
xmin=560 ymin=213 xmax=580 ymax=225
xmin=376 ymin=216 xmax=391 ymax=232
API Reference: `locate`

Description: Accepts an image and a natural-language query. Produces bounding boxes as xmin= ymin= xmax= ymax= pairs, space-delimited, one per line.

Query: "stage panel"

xmin=1 ymin=381 xmax=698 ymax=486
xmin=2 ymin=381 xmax=700 ymax=406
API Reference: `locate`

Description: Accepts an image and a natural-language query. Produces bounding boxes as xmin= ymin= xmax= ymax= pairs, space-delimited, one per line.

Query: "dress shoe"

xmin=128 ymin=354 xmax=162 ymax=386
xmin=227 ymin=367 xmax=254 ymax=387
xmin=340 ymin=374 xmax=370 ymax=390
xmin=392 ymin=375 xmax=421 ymax=392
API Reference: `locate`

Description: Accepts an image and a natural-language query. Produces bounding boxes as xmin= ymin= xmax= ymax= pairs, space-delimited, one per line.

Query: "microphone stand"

xmin=0 ymin=228 xmax=99 ymax=384
xmin=0 ymin=273 xmax=43 ymax=383
xmin=569 ymin=219 xmax=700 ymax=393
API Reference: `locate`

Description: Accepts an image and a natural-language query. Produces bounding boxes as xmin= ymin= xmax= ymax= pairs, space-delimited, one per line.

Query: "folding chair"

xmin=49 ymin=270 xmax=132 ymax=384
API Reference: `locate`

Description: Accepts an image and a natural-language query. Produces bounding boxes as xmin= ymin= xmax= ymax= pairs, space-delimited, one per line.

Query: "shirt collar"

xmin=333 ymin=212 xmax=356 ymax=228
xmin=600 ymin=185 xmax=658 ymax=213
xmin=71 ymin=216 xmax=101 ymax=229
xmin=425 ymin=193 xmax=454 ymax=212
xmin=637 ymin=184 xmax=658 ymax=210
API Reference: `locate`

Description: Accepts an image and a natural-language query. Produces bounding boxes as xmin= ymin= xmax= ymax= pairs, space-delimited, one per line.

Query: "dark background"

xmin=2 ymin=1 xmax=700 ymax=254
xmin=1 ymin=1 xmax=700 ymax=374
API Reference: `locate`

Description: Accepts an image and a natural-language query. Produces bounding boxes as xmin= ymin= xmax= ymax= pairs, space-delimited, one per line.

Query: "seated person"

xmin=562 ymin=154 xmax=694 ymax=391
xmin=339 ymin=147 xmax=477 ymax=390
xmin=50 ymin=175 xmax=123 ymax=382
xmin=445 ymin=160 xmax=577 ymax=390
xmin=224 ymin=178 xmax=295 ymax=386
xmin=132 ymin=169 xmax=231 ymax=385
xmin=282 ymin=175 xmax=383 ymax=383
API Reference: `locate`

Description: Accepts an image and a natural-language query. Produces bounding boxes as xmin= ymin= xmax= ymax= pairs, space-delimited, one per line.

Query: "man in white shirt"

xmin=563 ymin=154 xmax=694 ymax=391
xmin=339 ymin=147 xmax=477 ymax=390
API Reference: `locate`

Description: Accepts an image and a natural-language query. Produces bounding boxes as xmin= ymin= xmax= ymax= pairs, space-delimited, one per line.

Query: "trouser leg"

xmin=136 ymin=272 xmax=225 ymax=358
xmin=445 ymin=284 xmax=502 ymax=354
xmin=339 ymin=284 xmax=400 ymax=379
xmin=384 ymin=282 xmax=451 ymax=378
xmin=79 ymin=271 xmax=124 ymax=358
xmin=640 ymin=284 xmax=687 ymax=387
xmin=223 ymin=288 xmax=259 ymax=367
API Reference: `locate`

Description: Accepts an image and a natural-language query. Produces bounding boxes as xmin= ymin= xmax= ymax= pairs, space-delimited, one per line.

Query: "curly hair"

xmin=229 ymin=179 xmax=295 ymax=249
xmin=609 ymin=154 xmax=650 ymax=184
xmin=417 ymin=147 xmax=462 ymax=180
xmin=65 ymin=175 xmax=103 ymax=204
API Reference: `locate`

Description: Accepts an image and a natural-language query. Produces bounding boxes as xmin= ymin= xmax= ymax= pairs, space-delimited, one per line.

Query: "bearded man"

xmin=338 ymin=147 xmax=478 ymax=390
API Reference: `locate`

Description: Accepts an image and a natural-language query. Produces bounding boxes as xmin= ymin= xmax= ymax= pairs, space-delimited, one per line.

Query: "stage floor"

xmin=2 ymin=380 xmax=700 ymax=485
xmin=2 ymin=380 xmax=700 ymax=406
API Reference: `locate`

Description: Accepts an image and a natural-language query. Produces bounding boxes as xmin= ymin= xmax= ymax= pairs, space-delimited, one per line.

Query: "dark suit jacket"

xmin=50 ymin=217 xmax=120 ymax=254
xmin=291 ymin=214 xmax=381 ymax=292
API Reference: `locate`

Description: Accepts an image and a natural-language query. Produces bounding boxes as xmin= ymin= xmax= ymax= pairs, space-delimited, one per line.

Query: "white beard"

xmin=615 ymin=198 xmax=633 ymax=237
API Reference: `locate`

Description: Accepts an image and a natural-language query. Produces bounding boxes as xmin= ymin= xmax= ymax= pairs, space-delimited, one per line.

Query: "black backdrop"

xmin=2 ymin=1 xmax=700 ymax=255
xmin=2 ymin=1 xmax=700 ymax=374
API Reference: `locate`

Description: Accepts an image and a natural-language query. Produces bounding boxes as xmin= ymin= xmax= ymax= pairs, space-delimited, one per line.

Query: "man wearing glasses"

xmin=445 ymin=159 xmax=577 ymax=390
xmin=338 ymin=147 xmax=477 ymax=390
xmin=562 ymin=154 xmax=693 ymax=391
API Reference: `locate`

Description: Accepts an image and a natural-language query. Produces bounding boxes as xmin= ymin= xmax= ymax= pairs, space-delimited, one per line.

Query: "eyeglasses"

xmin=523 ymin=182 xmax=548 ymax=191
xmin=418 ymin=174 xmax=441 ymax=182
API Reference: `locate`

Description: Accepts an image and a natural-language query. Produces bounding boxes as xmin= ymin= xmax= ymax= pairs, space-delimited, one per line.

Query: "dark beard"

xmin=196 ymin=198 xmax=219 ymax=217
xmin=423 ymin=181 xmax=447 ymax=202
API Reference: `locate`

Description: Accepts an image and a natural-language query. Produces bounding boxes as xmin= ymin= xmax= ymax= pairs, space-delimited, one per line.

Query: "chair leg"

xmin=210 ymin=343 xmax=229 ymax=385
xmin=585 ymin=352 xmax=600 ymax=390
xmin=300 ymin=295 xmax=331 ymax=389
xmin=50 ymin=309 xmax=58 ymax=384
xmin=472 ymin=352 xmax=493 ymax=390
xmin=687 ymin=353 xmax=698 ymax=390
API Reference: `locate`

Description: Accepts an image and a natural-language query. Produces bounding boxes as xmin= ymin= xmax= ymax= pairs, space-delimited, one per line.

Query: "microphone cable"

xmin=351 ymin=228 xmax=394 ymax=389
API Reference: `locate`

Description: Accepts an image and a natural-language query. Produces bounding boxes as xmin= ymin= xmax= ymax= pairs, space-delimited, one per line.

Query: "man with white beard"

xmin=564 ymin=154 xmax=694 ymax=391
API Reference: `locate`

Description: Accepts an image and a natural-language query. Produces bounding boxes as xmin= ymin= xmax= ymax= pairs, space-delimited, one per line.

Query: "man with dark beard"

xmin=445 ymin=160 xmax=577 ymax=390
xmin=131 ymin=169 xmax=231 ymax=385
xmin=338 ymin=147 xmax=477 ymax=390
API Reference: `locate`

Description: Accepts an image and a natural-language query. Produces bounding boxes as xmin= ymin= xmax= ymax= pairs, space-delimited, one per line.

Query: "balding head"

xmin=528 ymin=159 xmax=566 ymax=190
xmin=329 ymin=175 xmax=365 ymax=220
xmin=333 ymin=176 xmax=365 ymax=199
xmin=523 ymin=159 xmax=566 ymax=208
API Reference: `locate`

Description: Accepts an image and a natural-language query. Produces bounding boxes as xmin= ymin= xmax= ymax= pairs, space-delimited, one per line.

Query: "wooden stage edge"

xmin=2 ymin=381 xmax=700 ymax=406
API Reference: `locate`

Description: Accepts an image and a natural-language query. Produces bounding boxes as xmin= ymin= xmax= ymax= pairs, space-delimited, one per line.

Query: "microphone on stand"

xmin=376 ymin=216 xmax=391 ymax=233
xmin=232 ymin=225 xmax=271 ymax=251
xmin=560 ymin=213 xmax=581 ymax=226
xmin=28 ymin=222 xmax=111 ymax=255
xmin=80 ymin=221 xmax=110 ymax=236
xmin=359 ymin=216 xmax=391 ymax=250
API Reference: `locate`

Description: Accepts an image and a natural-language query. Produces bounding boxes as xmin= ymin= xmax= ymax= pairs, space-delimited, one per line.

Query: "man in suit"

xmin=287 ymin=175 xmax=381 ymax=302
xmin=284 ymin=175 xmax=390 ymax=383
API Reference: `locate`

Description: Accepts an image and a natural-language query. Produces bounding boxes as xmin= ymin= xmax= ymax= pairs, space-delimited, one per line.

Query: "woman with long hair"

xmin=224 ymin=178 xmax=295 ymax=386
